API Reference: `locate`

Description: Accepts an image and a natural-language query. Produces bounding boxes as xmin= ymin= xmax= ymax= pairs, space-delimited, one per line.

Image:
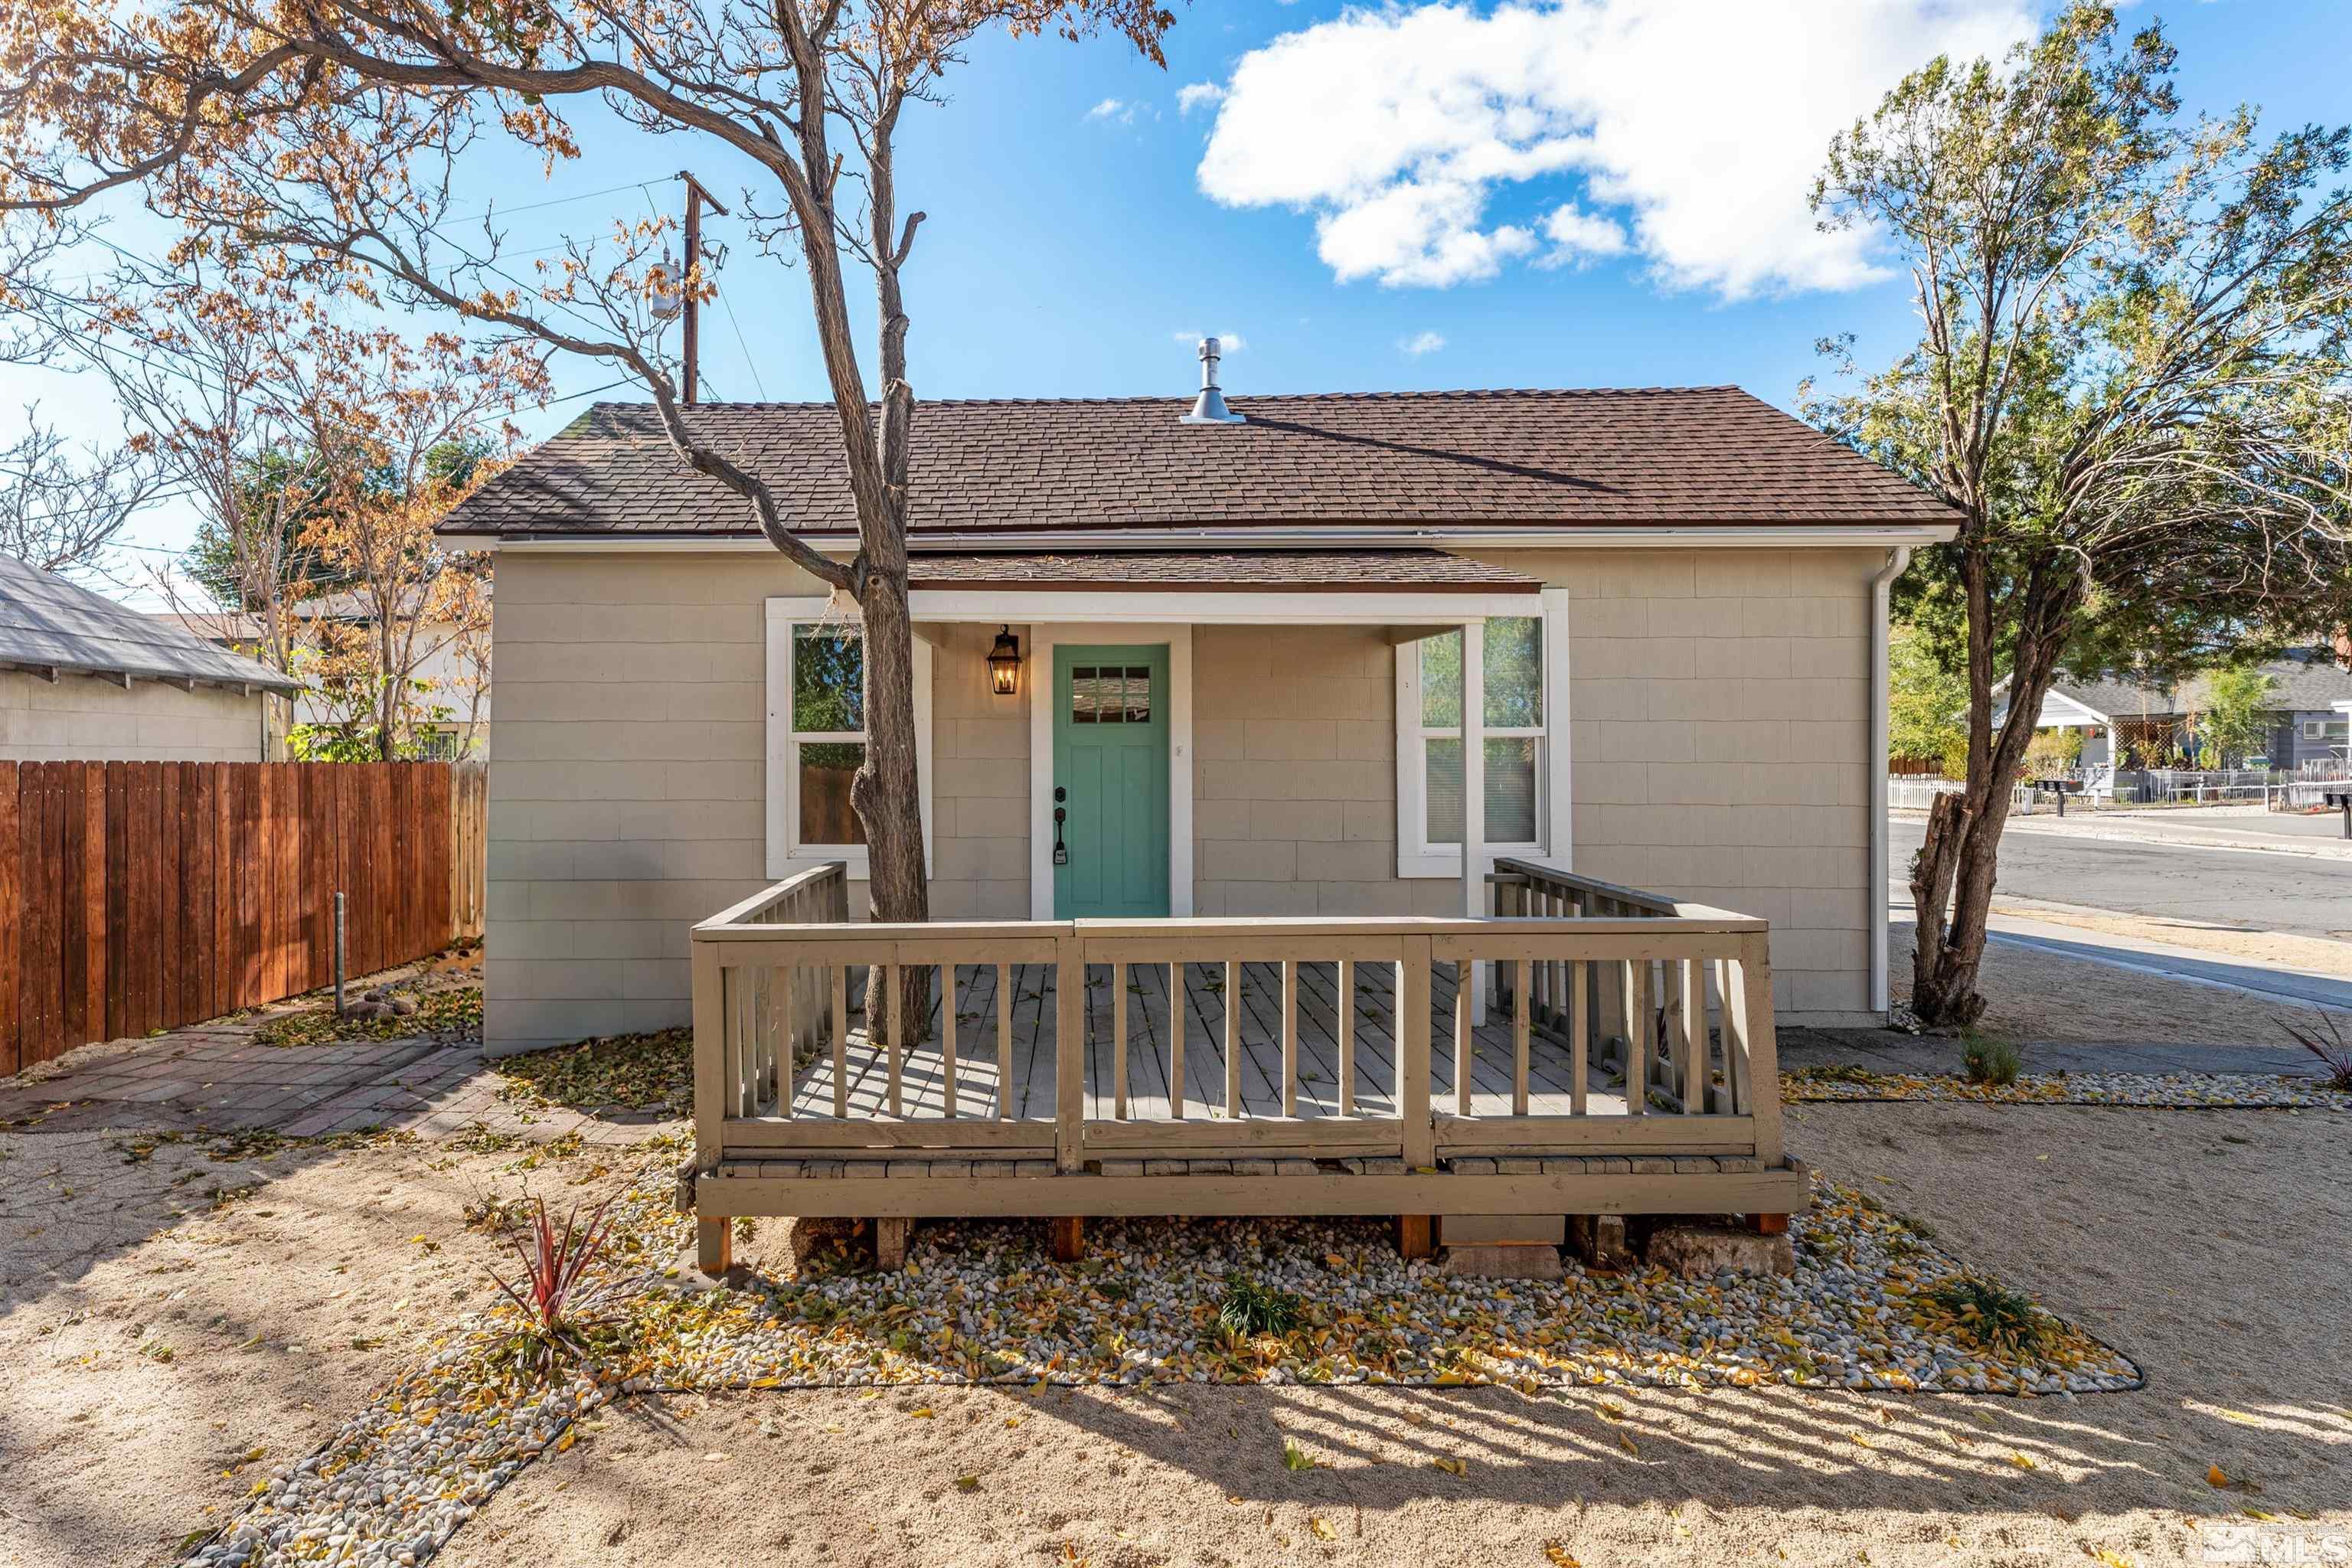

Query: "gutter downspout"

xmin=1868 ymin=546 xmax=1913 ymax=1015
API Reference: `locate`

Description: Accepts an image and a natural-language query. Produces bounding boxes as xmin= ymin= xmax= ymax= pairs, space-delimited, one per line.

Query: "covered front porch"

xmin=688 ymin=859 xmax=1805 ymax=1269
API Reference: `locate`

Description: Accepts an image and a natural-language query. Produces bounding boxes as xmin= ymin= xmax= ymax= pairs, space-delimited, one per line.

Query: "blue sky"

xmin=9 ymin=0 xmax=2345 ymax=604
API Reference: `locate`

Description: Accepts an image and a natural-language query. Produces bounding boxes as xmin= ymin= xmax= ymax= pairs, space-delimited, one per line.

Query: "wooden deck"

xmin=792 ymin=959 xmax=1637 ymax=1125
xmin=686 ymin=861 xmax=1806 ymax=1266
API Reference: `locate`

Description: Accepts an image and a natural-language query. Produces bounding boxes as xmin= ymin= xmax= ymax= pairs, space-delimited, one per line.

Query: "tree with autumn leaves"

xmin=0 ymin=0 xmax=1176 ymax=939
xmin=0 ymin=238 xmax=542 ymax=758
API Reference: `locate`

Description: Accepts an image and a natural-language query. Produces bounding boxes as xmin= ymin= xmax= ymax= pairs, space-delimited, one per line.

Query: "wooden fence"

xmin=0 ymin=760 xmax=488 ymax=1075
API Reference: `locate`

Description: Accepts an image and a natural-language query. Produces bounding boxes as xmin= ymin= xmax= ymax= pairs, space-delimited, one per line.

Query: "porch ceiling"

xmin=905 ymin=549 xmax=1539 ymax=593
xmin=905 ymin=548 xmax=1544 ymax=626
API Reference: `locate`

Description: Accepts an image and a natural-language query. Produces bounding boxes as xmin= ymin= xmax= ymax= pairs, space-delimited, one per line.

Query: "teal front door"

xmin=1052 ymin=645 xmax=1171 ymax=918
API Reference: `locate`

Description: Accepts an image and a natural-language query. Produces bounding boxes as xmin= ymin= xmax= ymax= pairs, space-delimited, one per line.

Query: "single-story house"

xmin=0 ymin=554 xmax=304 ymax=762
xmin=1993 ymin=649 xmax=2352 ymax=773
xmin=440 ymin=366 xmax=1962 ymax=1063
xmin=156 ymin=583 xmax=495 ymax=760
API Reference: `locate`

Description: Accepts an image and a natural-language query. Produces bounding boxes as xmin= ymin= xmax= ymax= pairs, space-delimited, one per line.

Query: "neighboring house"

xmin=1992 ymin=649 xmax=2352 ymax=771
xmin=441 ymin=368 xmax=1961 ymax=1057
xmin=0 ymin=554 xmax=304 ymax=761
xmin=156 ymin=583 xmax=492 ymax=759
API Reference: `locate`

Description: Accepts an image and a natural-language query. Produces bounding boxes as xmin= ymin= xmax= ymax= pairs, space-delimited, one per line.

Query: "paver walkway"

xmin=0 ymin=1011 xmax=678 ymax=1148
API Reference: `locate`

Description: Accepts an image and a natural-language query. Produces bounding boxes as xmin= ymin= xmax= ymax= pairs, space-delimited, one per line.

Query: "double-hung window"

xmin=765 ymin=600 xmax=932 ymax=879
xmin=1395 ymin=599 xmax=1564 ymax=877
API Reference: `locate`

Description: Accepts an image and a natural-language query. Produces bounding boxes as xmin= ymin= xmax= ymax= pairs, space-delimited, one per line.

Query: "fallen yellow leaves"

xmin=2085 ymin=1550 xmax=2134 ymax=1568
xmin=1309 ymin=1517 xmax=1338 ymax=1541
xmin=1430 ymin=1457 xmax=1467 ymax=1477
xmin=954 ymin=1475 xmax=980 ymax=1492
xmin=1542 ymin=1544 xmax=1581 ymax=1567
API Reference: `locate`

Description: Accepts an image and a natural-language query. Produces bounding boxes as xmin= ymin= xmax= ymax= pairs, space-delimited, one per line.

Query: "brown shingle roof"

xmin=906 ymin=550 xmax=1537 ymax=592
xmin=441 ymin=388 xmax=1957 ymax=541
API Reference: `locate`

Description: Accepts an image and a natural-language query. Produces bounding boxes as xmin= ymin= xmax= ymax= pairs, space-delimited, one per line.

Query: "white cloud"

xmin=1177 ymin=82 xmax=1226 ymax=116
xmin=1194 ymin=0 xmax=2034 ymax=296
xmin=1086 ymin=96 xmax=1155 ymax=126
xmin=1397 ymin=330 xmax=1447 ymax=357
xmin=1535 ymin=201 xmax=1628 ymax=268
xmin=1171 ymin=329 xmax=1248 ymax=352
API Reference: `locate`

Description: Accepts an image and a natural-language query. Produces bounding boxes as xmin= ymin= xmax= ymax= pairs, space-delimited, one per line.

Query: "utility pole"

xmin=677 ymin=171 xmax=730 ymax=406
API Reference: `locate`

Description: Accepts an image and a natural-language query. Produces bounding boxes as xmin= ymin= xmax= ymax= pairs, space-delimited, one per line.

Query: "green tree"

xmin=2190 ymin=665 xmax=2278 ymax=769
xmin=1888 ymin=626 xmax=1968 ymax=773
xmin=178 ymin=448 xmax=337 ymax=611
xmin=1808 ymin=4 xmax=2352 ymax=1026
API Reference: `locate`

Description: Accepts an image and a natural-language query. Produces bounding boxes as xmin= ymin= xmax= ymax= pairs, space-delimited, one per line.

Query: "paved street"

xmin=1890 ymin=810 xmax=2352 ymax=941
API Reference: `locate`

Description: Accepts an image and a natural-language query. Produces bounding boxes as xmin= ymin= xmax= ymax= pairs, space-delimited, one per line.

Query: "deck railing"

xmin=690 ymin=861 xmax=1783 ymax=1191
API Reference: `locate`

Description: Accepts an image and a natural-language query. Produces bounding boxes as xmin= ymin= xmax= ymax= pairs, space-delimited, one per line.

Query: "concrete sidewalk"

xmin=1984 ymin=805 xmax=2352 ymax=860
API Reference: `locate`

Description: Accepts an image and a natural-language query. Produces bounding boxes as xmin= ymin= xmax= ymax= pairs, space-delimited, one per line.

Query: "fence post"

xmin=333 ymin=891 xmax=347 ymax=1017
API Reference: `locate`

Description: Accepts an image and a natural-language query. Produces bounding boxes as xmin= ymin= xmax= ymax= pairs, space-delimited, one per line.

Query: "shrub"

xmin=1962 ymin=1033 xmax=2023 ymax=1086
xmin=491 ymin=1195 xmax=623 ymax=1378
xmin=1217 ymin=1273 xmax=1302 ymax=1338
xmin=1922 ymin=1276 xmax=2056 ymax=1357
xmin=2276 ymin=1012 xmax=2352 ymax=1091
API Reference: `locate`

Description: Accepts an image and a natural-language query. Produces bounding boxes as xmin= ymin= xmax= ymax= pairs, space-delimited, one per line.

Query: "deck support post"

xmin=696 ymin=1217 xmax=733 ymax=1275
xmin=1743 ymin=1212 xmax=1789 ymax=1236
xmin=691 ymin=939 xmax=730 ymax=1276
xmin=1050 ymin=1216 xmax=1085 ymax=1263
xmin=874 ymin=1216 xmax=912 ymax=1270
xmin=1395 ymin=1214 xmax=1435 ymax=1262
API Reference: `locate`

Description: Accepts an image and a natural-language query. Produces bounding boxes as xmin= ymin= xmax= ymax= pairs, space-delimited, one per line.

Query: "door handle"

xmin=1052 ymin=805 xmax=1070 ymax=866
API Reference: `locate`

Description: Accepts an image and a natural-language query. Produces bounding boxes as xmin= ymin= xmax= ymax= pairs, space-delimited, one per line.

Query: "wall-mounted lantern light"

xmin=988 ymin=626 xmax=1021 ymax=697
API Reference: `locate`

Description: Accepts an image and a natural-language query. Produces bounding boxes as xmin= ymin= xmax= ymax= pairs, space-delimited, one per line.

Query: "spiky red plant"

xmin=491 ymin=1194 xmax=620 ymax=1375
xmin=2278 ymin=1012 xmax=2352 ymax=1091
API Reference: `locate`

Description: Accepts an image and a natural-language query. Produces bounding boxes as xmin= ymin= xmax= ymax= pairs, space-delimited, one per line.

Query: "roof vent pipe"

xmin=1179 ymin=336 xmax=1246 ymax=425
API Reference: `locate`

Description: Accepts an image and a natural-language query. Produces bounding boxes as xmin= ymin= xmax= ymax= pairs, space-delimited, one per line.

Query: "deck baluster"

xmin=1336 ymin=959 xmax=1356 ymax=1116
xmin=1223 ymin=959 xmax=1241 ymax=1118
xmin=995 ymin=962 xmax=1013 ymax=1120
xmin=1168 ymin=962 xmax=1185 ymax=1119
xmin=942 ymin=963 xmax=959 ymax=1119
xmin=1280 ymin=959 xmax=1298 ymax=1117
xmin=1112 ymin=959 xmax=1129 ymax=1119
xmin=1512 ymin=958 xmax=1531 ymax=1116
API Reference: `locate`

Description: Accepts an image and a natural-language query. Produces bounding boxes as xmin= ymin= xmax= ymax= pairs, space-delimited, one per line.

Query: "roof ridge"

xmin=585 ymin=386 xmax=1750 ymax=413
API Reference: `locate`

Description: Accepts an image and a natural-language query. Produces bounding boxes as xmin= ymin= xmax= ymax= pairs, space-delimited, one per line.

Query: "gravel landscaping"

xmin=624 ymin=1177 xmax=2138 ymax=1400
xmin=1784 ymin=1067 xmax=2352 ymax=1110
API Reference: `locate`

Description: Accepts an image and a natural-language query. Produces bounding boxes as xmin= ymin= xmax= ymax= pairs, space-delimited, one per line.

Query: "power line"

xmin=722 ymin=290 xmax=768 ymax=401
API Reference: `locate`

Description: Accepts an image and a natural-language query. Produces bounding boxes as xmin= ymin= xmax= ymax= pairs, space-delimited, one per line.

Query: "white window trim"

xmin=1394 ymin=588 xmax=1570 ymax=879
xmin=764 ymin=597 xmax=933 ymax=881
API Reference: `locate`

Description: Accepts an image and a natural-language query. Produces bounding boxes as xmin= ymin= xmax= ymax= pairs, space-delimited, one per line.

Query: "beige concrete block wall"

xmin=1484 ymin=547 xmax=1880 ymax=1021
xmin=928 ymin=622 xmax=1031 ymax=920
xmin=0 ymin=670 xmax=270 ymax=761
xmin=483 ymin=552 xmax=1033 ymax=1053
xmin=481 ymin=543 xmax=1883 ymax=1053
xmin=1191 ymin=624 xmax=1457 ymax=919
xmin=488 ymin=551 xmax=820 ymax=1054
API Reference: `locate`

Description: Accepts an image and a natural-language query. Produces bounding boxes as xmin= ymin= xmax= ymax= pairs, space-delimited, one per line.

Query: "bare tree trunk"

xmin=1909 ymin=558 xmax=2081 ymax=1024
